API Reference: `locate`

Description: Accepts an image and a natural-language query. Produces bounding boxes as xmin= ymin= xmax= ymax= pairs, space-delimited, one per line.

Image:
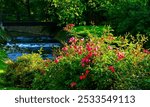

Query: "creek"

xmin=3 ymin=35 xmax=60 ymax=60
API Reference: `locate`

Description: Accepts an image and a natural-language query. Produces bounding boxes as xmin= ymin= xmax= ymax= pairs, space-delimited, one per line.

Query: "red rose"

xmin=79 ymin=75 xmax=86 ymax=80
xmin=69 ymin=37 xmax=77 ymax=43
xmin=108 ymin=66 xmax=115 ymax=73
xmin=62 ymin=47 xmax=68 ymax=51
xmin=54 ymin=59 xmax=59 ymax=64
xmin=117 ymin=52 xmax=125 ymax=60
xmin=143 ymin=49 xmax=150 ymax=54
xmin=87 ymin=52 xmax=93 ymax=58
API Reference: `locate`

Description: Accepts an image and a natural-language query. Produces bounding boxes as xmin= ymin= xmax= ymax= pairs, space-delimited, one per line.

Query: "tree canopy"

xmin=1 ymin=0 xmax=150 ymax=35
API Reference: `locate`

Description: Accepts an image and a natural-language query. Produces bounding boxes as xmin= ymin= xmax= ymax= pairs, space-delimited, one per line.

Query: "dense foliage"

xmin=0 ymin=26 xmax=8 ymax=44
xmin=4 ymin=53 xmax=50 ymax=88
xmin=3 ymin=26 xmax=150 ymax=90
xmin=0 ymin=49 xmax=7 ymax=71
xmin=54 ymin=24 xmax=105 ymax=42
xmin=32 ymin=29 xmax=150 ymax=90
xmin=1 ymin=0 xmax=150 ymax=47
xmin=1 ymin=0 xmax=150 ymax=90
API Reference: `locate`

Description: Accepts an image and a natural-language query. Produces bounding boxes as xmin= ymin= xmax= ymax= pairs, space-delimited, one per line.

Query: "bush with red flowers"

xmin=32 ymin=27 xmax=150 ymax=90
xmin=3 ymin=24 xmax=150 ymax=89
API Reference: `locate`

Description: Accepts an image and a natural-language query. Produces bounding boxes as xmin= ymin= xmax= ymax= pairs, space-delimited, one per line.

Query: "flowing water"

xmin=4 ymin=36 xmax=60 ymax=60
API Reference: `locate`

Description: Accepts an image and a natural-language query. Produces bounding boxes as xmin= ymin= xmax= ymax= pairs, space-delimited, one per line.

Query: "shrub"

xmin=106 ymin=0 xmax=150 ymax=34
xmin=105 ymin=0 xmax=150 ymax=48
xmin=54 ymin=25 xmax=110 ymax=42
xmin=47 ymin=0 xmax=85 ymax=26
xmin=4 ymin=25 xmax=150 ymax=90
xmin=32 ymin=28 xmax=150 ymax=90
xmin=4 ymin=53 xmax=51 ymax=88
xmin=0 ymin=27 xmax=8 ymax=44
xmin=0 ymin=49 xmax=7 ymax=72
xmin=70 ymin=25 xmax=106 ymax=38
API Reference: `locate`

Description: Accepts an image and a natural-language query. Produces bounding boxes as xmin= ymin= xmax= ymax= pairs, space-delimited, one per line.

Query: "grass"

xmin=71 ymin=25 xmax=105 ymax=37
xmin=54 ymin=25 xmax=105 ymax=42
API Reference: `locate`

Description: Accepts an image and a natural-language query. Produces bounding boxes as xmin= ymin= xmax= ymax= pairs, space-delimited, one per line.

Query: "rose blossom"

xmin=108 ymin=66 xmax=115 ymax=73
xmin=54 ymin=58 xmax=59 ymax=63
xmin=143 ymin=49 xmax=150 ymax=54
xmin=69 ymin=37 xmax=77 ymax=43
xmin=62 ymin=47 xmax=68 ymax=51
xmin=117 ymin=52 xmax=125 ymax=60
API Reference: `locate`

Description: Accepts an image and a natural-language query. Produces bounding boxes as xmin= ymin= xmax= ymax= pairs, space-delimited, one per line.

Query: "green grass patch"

xmin=54 ymin=25 xmax=106 ymax=42
xmin=71 ymin=25 xmax=105 ymax=36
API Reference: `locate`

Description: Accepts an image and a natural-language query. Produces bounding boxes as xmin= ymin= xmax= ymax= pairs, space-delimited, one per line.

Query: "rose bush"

xmin=32 ymin=28 xmax=150 ymax=90
xmin=3 ymin=25 xmax=150 ymax=89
